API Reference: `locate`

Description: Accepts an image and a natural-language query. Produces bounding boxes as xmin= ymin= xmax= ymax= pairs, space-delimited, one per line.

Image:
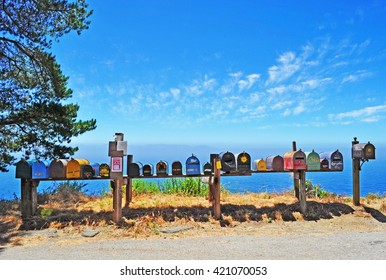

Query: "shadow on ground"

xmin=12 ymin=200 xmax=356 ymax=232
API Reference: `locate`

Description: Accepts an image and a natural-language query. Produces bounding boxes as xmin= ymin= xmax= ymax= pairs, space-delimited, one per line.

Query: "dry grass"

xmin=1 ymin=191 xmax=385 ymax=247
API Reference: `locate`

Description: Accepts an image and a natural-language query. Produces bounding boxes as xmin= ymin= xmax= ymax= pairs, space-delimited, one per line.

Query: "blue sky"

xmin=51 ymin=0 xmax=386 ymax=161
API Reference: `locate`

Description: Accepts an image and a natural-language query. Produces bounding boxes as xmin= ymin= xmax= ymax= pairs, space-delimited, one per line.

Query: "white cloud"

xmin=342 ymin=70 xmax=372 ymax=83
xmin=267 ymin=51 xmax=302 ymax=84
xmin=329 ymin=104 xmax=386 ymax=123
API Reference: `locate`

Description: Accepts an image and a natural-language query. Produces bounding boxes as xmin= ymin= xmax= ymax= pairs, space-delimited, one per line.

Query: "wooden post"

xmin=292 ymin=141 xmax=300 ymax=199
xmin=298 ymin=170 xmax=307 ymax=215
xmin=111 ymin=179 xmax=123 ymax=222
xmin=212 ymin=158 xmax=221 ymax=220
xmin=352 ymin=137 xmax=361 ymax=206
xmin=21 ymin=179 xmax=39 ymax=220
xmin=125 ymin=155 xmax=133 ymax=208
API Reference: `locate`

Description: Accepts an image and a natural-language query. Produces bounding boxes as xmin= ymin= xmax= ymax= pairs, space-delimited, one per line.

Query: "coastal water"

xmin=0 ymin=158 xmax=385 ymax=200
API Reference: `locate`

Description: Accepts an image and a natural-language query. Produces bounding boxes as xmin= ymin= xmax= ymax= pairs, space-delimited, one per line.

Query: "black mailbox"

xmin=171 ymin=161 xmax=183 ymax=175
xmin=128 ymin=162 xmax=143 ymax=177
xmin=203 ymin=162 xmax=212 ymax=175
xmin=236 ymin=152 xmax=251 ymax=173
xmin=143 ymin=164 xmax=153 ymax=176
xmin=219 ymin=151 xmax=236 ymax=173
xmin=352 ymin=142 xmax=375 ymax=160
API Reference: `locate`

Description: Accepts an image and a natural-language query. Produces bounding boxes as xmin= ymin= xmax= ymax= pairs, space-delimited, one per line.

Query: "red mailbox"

xmin=283 ymin=150 xmax=307 ymax=170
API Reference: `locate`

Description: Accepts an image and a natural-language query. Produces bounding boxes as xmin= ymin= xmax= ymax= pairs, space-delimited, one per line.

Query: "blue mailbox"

xmin=186 ymin=154 xmax=201 ymax=176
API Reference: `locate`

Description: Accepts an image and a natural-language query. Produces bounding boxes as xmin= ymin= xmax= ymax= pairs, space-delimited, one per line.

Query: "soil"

xmin=0 ymin=193 xmax=385 ymax=259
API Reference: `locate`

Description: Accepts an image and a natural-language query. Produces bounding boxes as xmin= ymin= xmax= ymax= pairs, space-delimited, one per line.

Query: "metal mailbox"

xmin=253 ymin=158 xmax=267 ymax=171
xmin=319 ymin=150 xmax=343 ymax=171
xmin=81 ymin=164 xmax=95 ymax=179
xmin=283 ymin=150 xmax=307 ymax=170
xmin=66 ymin=159 xmax=90 ymax=179
xmin=236 ymin=152 xmax=251 ymax=173
xmin=352 ymin=142 xmax=375 ymax=160
xmin=219 ymin=151 xmax=236 ymax=173
xmin=203 ymin=162 xmax=212 ymax=175
xmin=49 ymin=159 xmax=68 ymax=179
xmin=99 ymin=163 xmax=110 ymax=178
xmin=15 ymin=159 xmax=32 ymax=179
xmin=305 ymin=150 xmax=320 ymax=171
xmin=143 ymin=164 xmax=154 ymax=176
xmin=186 ymin=154 xmax=201 ymax=176
xmin=266 ymin=155 xmax=284 ymax=171
xmin=156 ymin=160 xmax=168 ymax=177
xmin=128 ymin=162 xmax=143 ymax=177
xmin=171 ymin=161 xmax=183 ymax=176
xmin=320 ymin=158 xmax=329 ymax=171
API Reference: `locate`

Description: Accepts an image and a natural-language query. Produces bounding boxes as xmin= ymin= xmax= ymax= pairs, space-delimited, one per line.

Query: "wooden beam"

xmin=298 ymin=170 xmax=307 ymax=215
xmin=292 ymin=141 xmax=300 ymax=199
xmin=20 ymin=179 xmax=39 ymax=220
xmin=111 ymin=179 xmax=123 ymax=223
xmin=212 ymin=158 xmax=221 ymax=220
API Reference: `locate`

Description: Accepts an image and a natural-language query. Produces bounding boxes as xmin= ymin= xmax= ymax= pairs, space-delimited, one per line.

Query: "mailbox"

xmin=305 ymin=150 xmax=320 ymax=171
xmin=236 ymin=152 xmax=251 ymax=173
xmin=186 ymin=154 xmax=201 ymax=175
xmin=266 ymin=155 xmax=284 ymax=171
xmin=99 ymin=163 xmax=110 ymax=178
xmin=171 ymin=161 xmax=183 ymax=175
xmin=319 ymin=150 xmax=343 ymax=171
xmin=15 ymin=159 xmax=32 ymax=179
xmin=284 ymin=150 xmax=307 ymax=170
xmin=143 ymin=164 xmax=153 ymax=176
xmin=66 ymin=159 xmax=90 ymax=179
xmin=253 ymin=158 xmax=267 ymax=171
xmin=49 ymin=159 xmax=68 ymax=179
xmin=219 ymin=151 xmax=236 ymax=173
xmin=352 ymin=142 xmax=375 ymax=160
xmin=203 ymin=162 xmax=212 ymax=175
xmin=156 ymin=160 xmax=168 ymax=176
xmin=128 ymin=162 xmax=143 ymax=177
xmin=320 ymin=158 xmax=329 ymax=171
xmin=81 ymin=164 xmax=95 ymax=179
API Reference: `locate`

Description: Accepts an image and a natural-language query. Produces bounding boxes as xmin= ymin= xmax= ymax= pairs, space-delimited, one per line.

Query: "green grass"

xmin=132 ymin=178 xmax=210 ymax=197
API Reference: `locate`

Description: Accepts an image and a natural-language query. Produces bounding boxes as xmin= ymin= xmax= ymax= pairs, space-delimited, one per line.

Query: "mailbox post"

xmin=109 ymin=133 xmax=127 ymax=222
xmin=351 ymin=137 xmax=376 ymax=206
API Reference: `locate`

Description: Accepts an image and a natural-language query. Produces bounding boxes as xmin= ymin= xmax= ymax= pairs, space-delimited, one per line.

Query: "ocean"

xmin=0 ymin=158 xmax=385 ymax=200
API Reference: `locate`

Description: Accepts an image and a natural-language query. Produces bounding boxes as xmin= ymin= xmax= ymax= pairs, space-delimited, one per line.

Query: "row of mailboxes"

xmin=15 ymin=159 xmax=111 ymax=179
xmin=127 ymin=155 xmax=214 ymax=177
xmin=217 ymin=150 xmax=344 ymax=172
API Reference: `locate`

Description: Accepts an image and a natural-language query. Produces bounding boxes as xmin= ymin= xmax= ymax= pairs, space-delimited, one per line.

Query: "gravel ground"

xmin=1 ymin=230 xmax=385 ymax=260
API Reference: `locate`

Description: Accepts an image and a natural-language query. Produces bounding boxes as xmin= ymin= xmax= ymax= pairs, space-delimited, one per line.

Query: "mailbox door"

xmin=364 ymin=143 xmax=375 ymax=160
xmin=15 ymin=160 xmax=32 ymax=179
xmin=156 ymin=161 xmax=168 ymax=176
xmin=293 ymin=151 xmax=307 ymax=170
xmin=143 ymin=164 xmax=153 ymax=176
xmin=172 ymin=161 xmax=183 ymax=175
xmin=220 ymin=152 xmax=236 ymax=173
xmin=203 ymin=162 xmax=212 ymax=175
xmin=128 ymin=163 xmax=141 ymax=177
xmin=320 ymin=159 xmax=329 ymax=171
xmin=330 ymin=150 xmax=343 ymax=171
xmin=257 ymin=159 xmax=266 ymax=171
xmin=49 ymin=159 xmax=68 ymax=179
xmin=81 ymin=165 xmax=94 ymax=179
xmin=284 ymin=152 xmax=295 ymax=170
xmin=99 ymin=163 xmax=110 ymax=178
xmin=236 ymin=152 xmax=251 ymax=172
xmin=31 ymin=160 xmax=49 ymax=179
xmin=306 ymin=151 xmax=320 ymax=171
